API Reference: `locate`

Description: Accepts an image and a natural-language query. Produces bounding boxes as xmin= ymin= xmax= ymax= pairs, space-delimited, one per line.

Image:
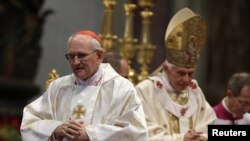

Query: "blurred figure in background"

xmin=213 ymin=72 xmax=250 ymax=125
xmin=103 ymin=51 xmax=129 ymax=78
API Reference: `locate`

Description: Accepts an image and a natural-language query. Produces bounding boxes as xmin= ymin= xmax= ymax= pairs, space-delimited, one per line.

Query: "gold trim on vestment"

xmin=168 ymin=111 xmax=193 ymax=134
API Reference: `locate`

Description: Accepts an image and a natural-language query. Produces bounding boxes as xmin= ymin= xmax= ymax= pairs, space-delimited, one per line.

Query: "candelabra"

xmin=99 ymin=0 xmax=157 ymax=84
xmin=99 ymin=0 xmax=118 ymax=51
xmin=46 ymin=69 xmax=59 ymax=89
xmin=136 ymin=0 xmax=156 ymax=82
xmin=119 ymin=2 xmax=138 ymax=84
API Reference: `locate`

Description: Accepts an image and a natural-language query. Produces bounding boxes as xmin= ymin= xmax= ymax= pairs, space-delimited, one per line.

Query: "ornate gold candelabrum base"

xmin=137 ymin=44 xmax=155 ymax=82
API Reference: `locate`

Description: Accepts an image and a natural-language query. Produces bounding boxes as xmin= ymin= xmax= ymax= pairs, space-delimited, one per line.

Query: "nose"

xmin=183 ymin=74 xmax=191 ymax=82
xmin=71 ymin=56 xmax=81 ymax=64
xmin=179 ymin=75 xmax=191 ymax=87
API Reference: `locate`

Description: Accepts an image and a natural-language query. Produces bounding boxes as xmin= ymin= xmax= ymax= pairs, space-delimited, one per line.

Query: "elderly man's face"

xmin=67 ymin=35 xmax=103 ymax=80
xmin=164 ymin=65 xmax=195 ymax=94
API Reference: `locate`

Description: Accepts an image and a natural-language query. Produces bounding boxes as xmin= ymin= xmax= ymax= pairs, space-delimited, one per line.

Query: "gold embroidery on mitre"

xmin=165 ymin=8 xmax=206 ymax=68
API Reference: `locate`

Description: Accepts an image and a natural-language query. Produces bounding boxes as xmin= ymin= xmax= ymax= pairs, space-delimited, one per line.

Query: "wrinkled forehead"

xmin=173 ymin=65 xmax=195 ymax=73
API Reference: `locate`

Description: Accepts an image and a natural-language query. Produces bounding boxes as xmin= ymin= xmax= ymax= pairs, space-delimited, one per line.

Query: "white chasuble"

xmin=69 ymin=85 xmax=100 ymax=125
xmin=136 ymin=72 xmax=216 ymax=141
xmin=21 ymin=64 xmax=147 ymax=141
xmin=60 ymin=85 xmax=99 ymax=141
xmin=156 ymin=86 xmax=198 ymax=133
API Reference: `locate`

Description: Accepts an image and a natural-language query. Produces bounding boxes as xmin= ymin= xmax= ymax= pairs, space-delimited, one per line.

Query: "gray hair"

xmin=227 ymin=72 xmax=250 ymax=96
xmin=163 ymin=60 xmax=176 ymax=70
xmin=67 ymin=34 xmax=102 ymax=50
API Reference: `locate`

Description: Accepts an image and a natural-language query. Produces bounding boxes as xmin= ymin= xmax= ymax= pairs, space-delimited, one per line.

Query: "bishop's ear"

xmin=96 ymin=49 xmax=104 ymax=61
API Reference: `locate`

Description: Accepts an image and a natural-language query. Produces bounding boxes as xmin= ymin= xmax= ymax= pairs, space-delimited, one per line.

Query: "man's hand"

xmin=53 ymin=119 xmax=86 ymax=140
xmin=69 ymin=126 xmax=90 ymax=141
xmin=184 ymin=129 xmax=207 ymax=141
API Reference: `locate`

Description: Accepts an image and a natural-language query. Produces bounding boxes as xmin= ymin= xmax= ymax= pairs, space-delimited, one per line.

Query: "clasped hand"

xmin=54 ymin=119 xmax=89 ymax=141
xmin=184 ymin=129 xmax=207 ymax=141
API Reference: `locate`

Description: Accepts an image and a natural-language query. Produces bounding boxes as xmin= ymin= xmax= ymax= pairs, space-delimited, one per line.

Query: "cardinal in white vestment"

xmin=20 ymin=30 xmax=147 ymax=141
xmin=136 ymin=8 xmax=216 ymax=141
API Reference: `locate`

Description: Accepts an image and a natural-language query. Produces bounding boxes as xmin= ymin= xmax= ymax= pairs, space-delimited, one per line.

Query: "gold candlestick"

xmin=46 ymin=69 xmax=59 ymax=89
xmin=138 ymin=0 xmax=156 ymax=9
xmin=100 ymin=0 xmax=117 ymax=51
xmin=136 ymin=0 xmax=156 ymax=82
xmin=119 ymin=2 xmax=138 ymax=83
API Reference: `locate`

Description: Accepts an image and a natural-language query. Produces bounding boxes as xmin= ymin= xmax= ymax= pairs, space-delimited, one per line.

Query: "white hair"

xmin=67 ymin=34 xmax=102 ymax=50
xmin=163 ymin=59 xmax=176 ymax=70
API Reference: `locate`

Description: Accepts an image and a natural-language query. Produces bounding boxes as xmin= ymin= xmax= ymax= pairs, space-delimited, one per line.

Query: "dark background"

xmin=0 ymin=0 xmax=250 ymax=133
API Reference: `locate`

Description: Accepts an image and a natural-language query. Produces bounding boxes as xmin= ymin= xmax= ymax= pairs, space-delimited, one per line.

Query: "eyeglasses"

xmin=237 ymin=98 xmax=250 ymax=107
xmin=65 ymin=50 xmax=97 ymax=62
xmin=238 ymin=101 xmax=250 ymax=107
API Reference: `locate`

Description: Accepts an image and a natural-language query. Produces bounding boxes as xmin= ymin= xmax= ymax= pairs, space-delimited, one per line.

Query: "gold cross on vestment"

xmin=73 ymin=105 xmax=86 ymax=119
